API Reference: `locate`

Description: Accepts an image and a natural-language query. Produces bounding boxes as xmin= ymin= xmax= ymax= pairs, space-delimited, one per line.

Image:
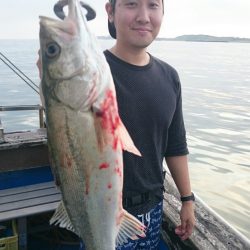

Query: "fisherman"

xmin=104 ymin=0 xmax=195 ymax=248
xmin=37 ymin=0 xmax=195 ymax=248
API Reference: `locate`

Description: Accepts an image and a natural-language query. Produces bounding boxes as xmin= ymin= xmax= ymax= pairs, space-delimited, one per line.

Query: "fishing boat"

xmin=0 ymin=53 xmax=249 ymax=250
xmin=1 ymin=110 xmax=250 ymax=250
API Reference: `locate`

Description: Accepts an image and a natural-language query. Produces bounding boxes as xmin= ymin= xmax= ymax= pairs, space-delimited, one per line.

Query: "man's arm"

xmin=165 ymin=155 xmax=195 ymax=240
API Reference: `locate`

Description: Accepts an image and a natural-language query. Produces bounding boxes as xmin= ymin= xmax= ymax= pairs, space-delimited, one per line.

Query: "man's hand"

xmin=175 ymin=201 xmax=195 ymax=240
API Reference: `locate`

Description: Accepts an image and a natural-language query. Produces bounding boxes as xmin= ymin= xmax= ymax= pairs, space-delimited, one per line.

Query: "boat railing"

xmin=0 ymin=105 xmax=45 ymax=143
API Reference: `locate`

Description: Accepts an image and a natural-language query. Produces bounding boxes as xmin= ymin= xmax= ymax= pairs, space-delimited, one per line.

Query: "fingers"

xmin=175 ymin=201 xmax=195 ymax=240
xmin=181 ymin=220 xmax=186 ymax=232
xmin=175 ymin=219 xmax=195 ymax=240
xmin=175 ymin=226 xmax=187 ymax=240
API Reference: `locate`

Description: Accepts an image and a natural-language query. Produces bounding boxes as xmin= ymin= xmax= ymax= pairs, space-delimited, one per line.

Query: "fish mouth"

xmin=39 ymin=0 xmax=79 ymax=37
xmin=39 ymin=1 xmax=96 ymax=37
xmin=39 ymin=16 xmax=62 ymax=24
xmin=39 ymin=16 xmax=63 ymax=28
xmin=39 ymin=15 xmax=77 ymax=37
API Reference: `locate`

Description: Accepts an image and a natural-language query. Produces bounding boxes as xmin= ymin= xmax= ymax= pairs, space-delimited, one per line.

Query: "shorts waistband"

xmin=123 ymin=192 xmax=152 ymax=208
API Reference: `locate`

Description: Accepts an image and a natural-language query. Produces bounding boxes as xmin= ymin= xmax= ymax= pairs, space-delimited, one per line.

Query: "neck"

xmin=110 ymin=44 xmax=150 ymax=66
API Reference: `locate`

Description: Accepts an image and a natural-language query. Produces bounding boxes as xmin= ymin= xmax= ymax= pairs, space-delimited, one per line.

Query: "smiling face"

xmin=107 ymin=0 xmax=164 ymax=50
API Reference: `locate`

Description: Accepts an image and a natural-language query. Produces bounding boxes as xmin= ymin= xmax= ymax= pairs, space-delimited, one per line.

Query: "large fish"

xmin=39 ymin=0 xmax=146 ymax=249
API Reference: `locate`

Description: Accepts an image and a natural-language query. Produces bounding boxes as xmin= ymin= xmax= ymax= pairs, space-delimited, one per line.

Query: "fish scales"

xmin=39 ymin=0 xmax=146 ymax=249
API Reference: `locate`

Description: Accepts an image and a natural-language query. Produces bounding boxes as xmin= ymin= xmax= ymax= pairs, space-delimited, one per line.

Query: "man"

xmin=104 ymin=0 xmax=195 ymax=248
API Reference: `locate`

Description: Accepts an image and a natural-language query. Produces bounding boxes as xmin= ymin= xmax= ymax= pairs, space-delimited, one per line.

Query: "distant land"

xmin=158 ymin=34 xmax=250 ymax=43
xmin=98 ymin=34 xmax=250 ymax=43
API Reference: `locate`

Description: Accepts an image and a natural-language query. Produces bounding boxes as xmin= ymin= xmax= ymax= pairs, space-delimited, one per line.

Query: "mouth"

xmin=133 ymin=27 xmax=152 ymax=33
xmin=133 ymin=28 xmax=152 ymax=37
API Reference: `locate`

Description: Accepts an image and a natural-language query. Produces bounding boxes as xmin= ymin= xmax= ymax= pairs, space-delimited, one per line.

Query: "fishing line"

xmin=0 ymin=52 xmax=40 ymax=95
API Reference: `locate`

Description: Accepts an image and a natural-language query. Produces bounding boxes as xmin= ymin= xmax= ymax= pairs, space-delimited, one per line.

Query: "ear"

xmin=105 ymin=2 xmax=114 ymax=22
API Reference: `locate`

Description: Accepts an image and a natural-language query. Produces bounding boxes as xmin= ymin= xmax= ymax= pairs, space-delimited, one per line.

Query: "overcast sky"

xmin=0 ymin=0 xmax=250 ymax=39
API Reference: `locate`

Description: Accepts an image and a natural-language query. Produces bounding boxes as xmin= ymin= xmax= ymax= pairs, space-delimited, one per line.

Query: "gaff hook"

xmin=54 ymin=0 xmax=96 ymax=21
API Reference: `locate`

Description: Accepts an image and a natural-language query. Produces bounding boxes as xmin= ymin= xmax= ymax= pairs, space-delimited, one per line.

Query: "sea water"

xmin=0 ymin=39 xmax=249 ymax=238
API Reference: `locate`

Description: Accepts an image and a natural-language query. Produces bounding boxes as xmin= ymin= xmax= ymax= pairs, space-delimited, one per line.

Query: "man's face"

xmin=110 ymin=0 xmax=164 ymax=49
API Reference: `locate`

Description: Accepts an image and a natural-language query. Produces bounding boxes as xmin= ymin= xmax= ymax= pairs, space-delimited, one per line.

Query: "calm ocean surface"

xmin=0 ymin=39 xmax=250 ymax=239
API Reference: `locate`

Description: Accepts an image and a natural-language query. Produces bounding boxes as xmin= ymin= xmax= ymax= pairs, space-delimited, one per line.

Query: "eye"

xmin=125 ymin=1 xmax=137 ymax=8
xmin=150 ymin=3 xmax=159 ymax=8
xmin=45 ymin=42 xmax=61 ymax=58
xmin=149 ymin=1 xmax=160 ymax=9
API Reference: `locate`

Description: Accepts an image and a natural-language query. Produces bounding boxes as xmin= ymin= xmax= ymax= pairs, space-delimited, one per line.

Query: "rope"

xmin=0 ymin=52 xmax=40 ymax=95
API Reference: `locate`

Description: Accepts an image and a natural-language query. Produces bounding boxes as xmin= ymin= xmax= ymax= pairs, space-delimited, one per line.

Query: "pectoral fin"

xmin=92 ymin=102 xmax=141 ymax=156
xmin=118 ymin=121 xmax=141 ymax=157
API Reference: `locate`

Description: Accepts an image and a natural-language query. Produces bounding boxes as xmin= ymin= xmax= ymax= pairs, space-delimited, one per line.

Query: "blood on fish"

xmin=107 ymin=183 xmax=112 ymax=189
xmin=62 ymin=153 xmax=73 ymax=168
xmin=66 ymin=154 xmax=72 ymax=168
xmin=114 ymin=167 xmax=122 ymax=177
xmin=113 ymin=136 xmax=119 ymax=150
xmin=97 ymin=89 xmax=121 ymax=150
xmin=99 ymin=163 xmax=109 ymax=170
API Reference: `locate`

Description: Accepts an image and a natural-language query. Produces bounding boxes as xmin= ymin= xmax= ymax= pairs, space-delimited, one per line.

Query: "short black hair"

xmin=109 ymin=0 xmax=164 ymax=11
xmin=109 ymin=0 xmax=116 ymax=9
xmin=108 ymin=0 xmax=164 ymax=39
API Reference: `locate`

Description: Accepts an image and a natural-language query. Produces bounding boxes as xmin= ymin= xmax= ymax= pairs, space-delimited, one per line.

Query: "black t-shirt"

xmin=104 ymin=50 xmax=188 ymax=215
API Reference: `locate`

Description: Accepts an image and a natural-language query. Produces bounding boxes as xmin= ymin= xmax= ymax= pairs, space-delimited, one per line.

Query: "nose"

xmin=136 ymin=5 xmax=150 ymax=23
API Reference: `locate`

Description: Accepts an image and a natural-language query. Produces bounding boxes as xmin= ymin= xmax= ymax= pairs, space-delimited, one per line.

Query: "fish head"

xmin=39 ymin=0 xmax=96 ymax=110
xmin=39 ymin=0 xmax=92 ymax=83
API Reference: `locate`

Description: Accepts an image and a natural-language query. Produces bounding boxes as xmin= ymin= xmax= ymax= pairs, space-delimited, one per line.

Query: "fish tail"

xmin=115 ymin=210 xmax=146 ymax=246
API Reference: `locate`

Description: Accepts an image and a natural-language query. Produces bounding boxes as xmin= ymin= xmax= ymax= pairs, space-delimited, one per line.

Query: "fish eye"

xmin=45 ymin=42 xmax=61 ymax=58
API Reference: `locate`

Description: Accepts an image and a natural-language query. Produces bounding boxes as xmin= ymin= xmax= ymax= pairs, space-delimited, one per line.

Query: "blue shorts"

xmin=116 ymin=201 xmax=163 ymax=250
xmin=79 ymin=201 xmax=163 ymax=250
